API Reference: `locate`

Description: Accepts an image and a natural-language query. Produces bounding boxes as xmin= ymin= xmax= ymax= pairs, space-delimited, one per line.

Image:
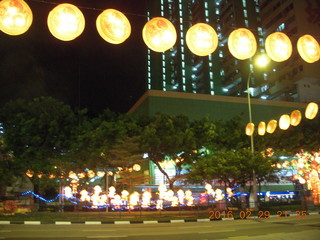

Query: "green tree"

xmin=140 ymin=114 xmax=215 ymax=189
xmin=0 ymin=97 xmax=78 ymax=175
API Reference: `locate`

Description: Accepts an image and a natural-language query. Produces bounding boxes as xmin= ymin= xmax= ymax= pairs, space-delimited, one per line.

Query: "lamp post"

xmin=246 ymin=54 xmax=270 ymax=210
xmin=247 ymin=71 xmax=258 ymax=210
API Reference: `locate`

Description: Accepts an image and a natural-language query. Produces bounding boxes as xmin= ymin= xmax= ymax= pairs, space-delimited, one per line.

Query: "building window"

xmin=243 ymin=9 xmax=248 ymax=18
xmin=244 ymin=19 xmax=249 ymax=27
xmin=276 ymin=23 xmax=285 ymax=31
xmin=242 ymin=0 xmax=246 ymax=7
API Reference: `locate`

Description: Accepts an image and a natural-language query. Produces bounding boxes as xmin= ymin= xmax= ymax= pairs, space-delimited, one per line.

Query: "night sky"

xmin=0 ymin=0 xmax=147 ymax=115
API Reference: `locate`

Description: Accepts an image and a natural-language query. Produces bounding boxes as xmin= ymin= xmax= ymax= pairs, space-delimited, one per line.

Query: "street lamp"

xmin=246 ymin=54 xmax=270 ymax=210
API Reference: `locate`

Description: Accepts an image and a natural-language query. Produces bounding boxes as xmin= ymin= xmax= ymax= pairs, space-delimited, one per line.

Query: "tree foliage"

xmin=0 ymin=97 xmax=78 ymax=174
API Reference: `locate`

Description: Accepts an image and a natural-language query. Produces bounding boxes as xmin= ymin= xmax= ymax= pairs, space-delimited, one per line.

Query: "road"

xmin=0 ymin=215 xmax=319 ymax=240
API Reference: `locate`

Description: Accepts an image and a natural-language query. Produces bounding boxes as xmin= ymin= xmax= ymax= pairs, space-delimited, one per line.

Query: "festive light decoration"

xmin=64 ymin=186 xmax=73 ymax=198
xmin=258 ymin=121 xmax=266 ymax=136
xmin=177 ymin=189 xmax=185 ymax=205
xmin=185 ymin=190 xmax=194 ymax=206
xmin=186 ymin=23 xmax=218 ymax=56
xmin=47 ymin=3 xmax=85 ymax=41
xmin=132 ymin=164 xmax=141 ymax=171
xmin=279 ymin=114 xmax=290 ymax=130
xmin=297 ymin=35 xmax=320 ymax=63
xmin=305 ymin=102 xmax=318 ymax=120
xmin=96 ymin=9 xmax=131 ymax=44
xmin=265 ymin=32 xmax=292 ymax=62
xmin=290 ymin=110 xmax=302 ymax=126
xmin=97 ymin=171 xmax=105 ymax=177
xmin=266 ymin=120 xmax=277 ymax=134
xmin=25 ymin=169 xmax=34 ymax=178
xmin=275 ymin=150 xmax=320 ymax=205
xmin=227 ymin=28 xmax=257 ymax=60
xmin=0 ymin=0 xmax=33 ymax=35
xmin=141 ymin=190 xmax=152 ymax=208
xmin=142 ymin=17 xmax=177 ymax=52
xmin=87 ymin=170 xmax=95 ymax=178
xmin=245 ymin=122 xmax=254 ymax=136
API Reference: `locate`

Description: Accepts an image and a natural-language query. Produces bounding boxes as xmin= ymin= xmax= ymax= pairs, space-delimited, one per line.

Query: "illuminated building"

xmin=144 ymin=0 xmax=320 ymax=103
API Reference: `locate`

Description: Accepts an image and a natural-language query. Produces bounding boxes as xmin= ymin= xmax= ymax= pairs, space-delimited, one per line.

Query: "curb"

xmin=1 ymin=212 xmax=319 ymax=225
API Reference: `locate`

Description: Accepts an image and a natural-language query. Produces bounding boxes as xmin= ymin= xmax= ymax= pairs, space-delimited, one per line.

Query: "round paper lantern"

xmin=266 ymin=120 xmax=277 ymax=134
xmin=245 ymin=122 xmax=255 ymax=136
xmin=305 ymin=102 xmax=318 ymax=120
xmin=186 ymin=23 xmax=218 ymax=56
xmin=142 ymin=17 xmax=177 ymax=52
xmin=297 ymin=35 xmax=320 ymax=63
xmin=290 ymin=110 xmax=302 ymax=126
xmin=258 ymin=121 xmax=266 ymax=136
xmin=25 ymin=169 xmax=34 ymax=178
xmin=265 ymin=32 xmax=292 ymax=62
xmin=228 ymin=28 xmax=257 ymax=60
xmin=96 ymin=9 xmax=131 ymax=44
xmin=279 ymin=114 xmax=290 ymax=130
xmin=0 ymin=0 xmax=33 ymax=35
xmin=47 ymin=3 xmax=85 ymax=41
xmin=133 ymin=164 xmax=141 ymax=171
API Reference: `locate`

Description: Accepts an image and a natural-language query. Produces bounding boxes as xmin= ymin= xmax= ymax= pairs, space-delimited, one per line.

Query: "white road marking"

xmin=86 ymin=236 xmax=128 ymax=238
xmin=82 ymin=230 xmax=116 ymax=232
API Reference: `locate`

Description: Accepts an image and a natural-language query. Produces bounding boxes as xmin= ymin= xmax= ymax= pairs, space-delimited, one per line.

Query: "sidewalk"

xmin=1 ymin=210 xmax=319 ymax=225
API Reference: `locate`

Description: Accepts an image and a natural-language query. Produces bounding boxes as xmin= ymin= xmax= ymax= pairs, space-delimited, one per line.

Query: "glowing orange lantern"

xmin=279 ymin=114 xmax=290 ymax=130
xmin=186 ymin=23 xmax=218 ymax=56
xmin=258 ymin=121 xmax=266 ymax=136
xmin=142 ymin=17 xmax=177 ymax=52
xmin=297 ymin=35 xmax=320 ymax=63
xmin=265 ymin=32 xmax=292 ymax=62
xmin=25 ymin=169 xmax=34 ymax=178
xmin=96 ymin=9 xmax=131 ymax=44
xmin=47 ymin=3 xmax=85 ymax=41
xmin=266 ymin=120 xmax=277 ymax=134
xmin=228 ymin=28 xmax=257 ymax=60
xmin=305 ymin=102 xmax=318 ymax=120
xmin=245 ymin=122 xmax=254 ymax=136
xmin=290 ymin=110 xmax=302 ymax=126
xmin=0 ymin=0 xmax=33 ymax=35
xmin=133 ymin=164 xmax=141 ymax=171
xmin=87 ymin=170 xmax=95 ymax=178
xmin=97 ymin=171 xmax=105 ymax=177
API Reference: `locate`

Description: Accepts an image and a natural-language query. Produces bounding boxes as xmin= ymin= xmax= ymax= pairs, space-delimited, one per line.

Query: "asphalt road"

xmin=0 ymin=215 xmax=319 ymax=240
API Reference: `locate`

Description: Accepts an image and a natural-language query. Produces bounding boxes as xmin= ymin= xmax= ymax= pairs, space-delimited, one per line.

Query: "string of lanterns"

xmin=245 ymin=102 xmax=319 ymax=136
xmin=0 ymin=0 xmax=319 ymax=61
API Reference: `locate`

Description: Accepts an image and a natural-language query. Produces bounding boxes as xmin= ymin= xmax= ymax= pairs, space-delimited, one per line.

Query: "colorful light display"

xmin=0 ymin=0 xmax=33 ymax=35
xmin=186 ymin=23 xmax=218 ymax=56
xmin=275 ymin=150 xmax=320 ymax=205
xmin=96 ymin=9 xmax=131 ymax=44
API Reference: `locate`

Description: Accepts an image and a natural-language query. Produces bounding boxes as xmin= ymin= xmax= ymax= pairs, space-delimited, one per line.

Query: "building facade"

xmin=144 ymin=0 xmax=320 ymax=103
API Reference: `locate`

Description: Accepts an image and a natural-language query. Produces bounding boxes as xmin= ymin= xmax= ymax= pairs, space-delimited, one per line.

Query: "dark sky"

xmin=0 ymin=0 xmax=147 ymax=115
